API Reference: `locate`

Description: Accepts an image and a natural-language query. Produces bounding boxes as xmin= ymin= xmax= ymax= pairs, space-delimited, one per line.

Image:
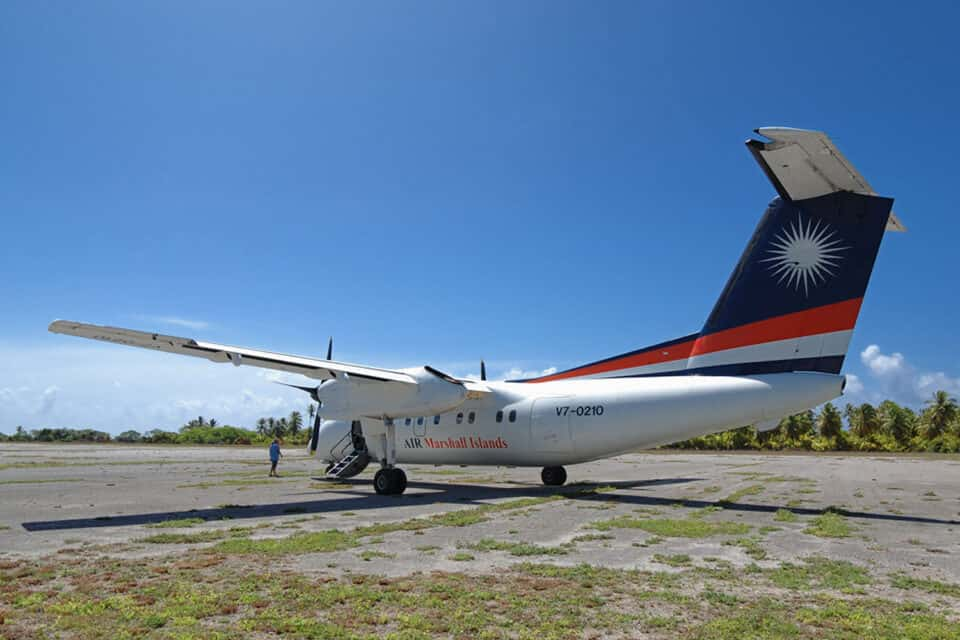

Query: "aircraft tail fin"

xmin=519 ymin=128 xmax=901 ymax=383
xmin=686 ymin=128 xmax=899 ymax=376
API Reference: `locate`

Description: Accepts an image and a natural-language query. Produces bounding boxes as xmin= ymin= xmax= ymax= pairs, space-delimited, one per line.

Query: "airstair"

xmin=324 ymin=429 xmax=370 ymax=479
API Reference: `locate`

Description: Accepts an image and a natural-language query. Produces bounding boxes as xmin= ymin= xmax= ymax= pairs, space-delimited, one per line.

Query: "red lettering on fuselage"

xmin=421 ymin=436 xmax=509 ymax=449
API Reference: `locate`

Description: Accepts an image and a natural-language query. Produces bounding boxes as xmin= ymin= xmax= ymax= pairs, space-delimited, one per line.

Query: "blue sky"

xmin=2 ymin=1 xmax=958 ymax=432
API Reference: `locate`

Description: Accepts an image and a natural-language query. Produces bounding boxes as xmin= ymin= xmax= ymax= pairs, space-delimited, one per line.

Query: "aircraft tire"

xmin=373 ymin=468 xmax=392 ymax=495
xmin=373 ymin=468 xmax=408 ymax=495
xmin=541 ymin=466 xmax=567 ymax=486
xmin=393 ymin=468 xmax=408 ymax=494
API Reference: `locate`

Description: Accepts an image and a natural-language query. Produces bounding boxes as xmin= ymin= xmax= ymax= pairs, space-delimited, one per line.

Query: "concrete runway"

xmin=1 ymin=443 xmax=958 ymax=583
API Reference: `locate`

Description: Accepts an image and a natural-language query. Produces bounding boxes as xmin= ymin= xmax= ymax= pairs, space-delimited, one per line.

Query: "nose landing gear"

xmin=541 ymin=466 xmax=567 ymax=486
xmin=373 ymin=467 xmax=408 ymax=495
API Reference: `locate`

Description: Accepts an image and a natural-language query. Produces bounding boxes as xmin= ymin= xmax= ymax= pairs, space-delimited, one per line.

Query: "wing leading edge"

xmin=48 ymin=320 xmax=416 ymax=384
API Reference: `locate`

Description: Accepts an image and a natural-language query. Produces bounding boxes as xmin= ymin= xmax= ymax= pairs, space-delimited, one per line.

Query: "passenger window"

xmin=508 ymin=410 xmax=517 ymax=423
xmin=496 ymin=410 xmax=503 ymax=423
xmin=417 ymin=417 xmax=424 ymax=426
xmin=433 ymin=415 xmax=440 ymax=425
xmin=468 ymin=411 xmax=476 ymax=424
xmin=456 ymin=412 xmax=463 ymax=424
xmin=404 ymin=418 xmax=411 ymax=426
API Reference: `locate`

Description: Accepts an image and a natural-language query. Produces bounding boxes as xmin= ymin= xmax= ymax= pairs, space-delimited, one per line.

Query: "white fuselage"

xmin=316 ymin=372 xmax=844 ymax=467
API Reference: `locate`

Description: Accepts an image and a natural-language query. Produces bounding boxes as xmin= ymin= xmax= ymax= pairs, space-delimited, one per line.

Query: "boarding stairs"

xmin=325 ymin=431 xmax=370 ymax=479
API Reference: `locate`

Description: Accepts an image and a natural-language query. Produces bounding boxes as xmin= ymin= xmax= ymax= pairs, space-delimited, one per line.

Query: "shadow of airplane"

xmin=21 ymin=476 xmax=960 ymax=531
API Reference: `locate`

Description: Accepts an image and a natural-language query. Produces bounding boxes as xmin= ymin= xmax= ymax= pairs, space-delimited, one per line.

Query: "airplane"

xmin=49 ymin=127 xmax=905 ymax=496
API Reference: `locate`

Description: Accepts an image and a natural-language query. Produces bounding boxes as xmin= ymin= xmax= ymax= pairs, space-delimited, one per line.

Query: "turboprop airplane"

xmin=49 ymin=127 xmax=905 ymax=496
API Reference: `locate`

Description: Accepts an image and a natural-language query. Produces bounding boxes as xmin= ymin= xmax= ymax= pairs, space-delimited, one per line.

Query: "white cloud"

xmin=843 ymin=373 xmax=864 ymax=395
xmin=137 ymin=315 xmax=211 ymax=330
xmin=858 ymin=344 xmax=960 ymax=405
xmin=860 ymin=345 xmax=906 ymax=376
xmin=501 ymin=366 xmax=558 ymax=380
xmin=0 ymin=344 xmax=307 ymax=434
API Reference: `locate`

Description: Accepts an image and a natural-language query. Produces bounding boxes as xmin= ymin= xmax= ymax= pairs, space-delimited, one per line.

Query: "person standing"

xmin=268 ymin=438 xmax=282 ymax=477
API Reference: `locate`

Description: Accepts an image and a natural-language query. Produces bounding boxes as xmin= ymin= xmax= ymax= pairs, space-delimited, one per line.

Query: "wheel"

xmin=373 ymin=468 xmax=392 ymax=495
xmin=373 ymin=468 xmax=408 ymax=495
xmin=541 ymin=466 xmax=567 ymax=486
xmin=393 ymin=468 xmax=407 ymax=494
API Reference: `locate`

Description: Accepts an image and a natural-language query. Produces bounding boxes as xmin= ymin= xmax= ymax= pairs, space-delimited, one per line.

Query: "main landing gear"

xmin=541 ymin=466 xmax=567 ymax=486
xmin=374 ymin=467 xmax=407 ymax=495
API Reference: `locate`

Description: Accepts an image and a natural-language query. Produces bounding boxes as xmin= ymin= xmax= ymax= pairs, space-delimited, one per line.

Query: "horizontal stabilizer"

xmin=748 ymin=127 xmax=905 ymax=232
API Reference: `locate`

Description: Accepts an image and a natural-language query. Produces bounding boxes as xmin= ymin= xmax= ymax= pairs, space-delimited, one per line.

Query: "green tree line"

xmin=0 ymin=407 xmax=317 ymax=447
xmin=668 ymin=391 xmax=960 ymax=453
xmin=2 ymin=392 xmax=959 ymax=453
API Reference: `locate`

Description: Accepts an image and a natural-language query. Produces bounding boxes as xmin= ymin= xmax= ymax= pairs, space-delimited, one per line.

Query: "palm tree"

xmin=817 ymin=403 xmax=843 ymax=440
xmin=307 ymin=403 xmax=315 ymax=425
xmin=209 ymin=418 xmax=217 ymax=428
xmin=288 ymin=411 xmax=303 ymax=436
xmin=878 ymin=400 xmax=915 ymax=446
xmin=272 ymin=418 xmax=287 ymax=439
xmin=256 ymin=418 xmax=269 ymax=438
xmin=846 ymin=403 xmax=880 ymax=438
xmin=920 ymin=390 xmax=958 ymax=440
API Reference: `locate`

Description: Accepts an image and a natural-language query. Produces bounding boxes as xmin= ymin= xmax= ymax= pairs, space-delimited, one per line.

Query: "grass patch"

xmin=0 ymin=477 xmax=85 ymax=485
xmin=890 ymin=573 xmax=960 ymax=597
xmin=693 ymin=597 xmax=799 ymax=639
xmin=357 ymin=550 xmax=395 ymax=561
xmin=774 ymin=508 xmax=798 ymax=522
xmin=571 ymin=533 xmax=615 ymax=543
xmin=211 ymin=496 xmax=574 ymax=555
xmin=723 ymin=537 xmax=767 ymax=560
xmin=414 ymin=545 xmax=440 ymax=553
xmin=769 ymin=557 xmax=872 ymax=592
xmin=145 ymin=517 xmax=206 ymax=528
xmin=4 ymin=551 xmax=958 ymax=640
xmin=652 ymin=553 xmax=692 ymax=567
xmin=138 ymin=527 xmax=252 ymax=544
xmin=215 ymin=529 xmax=357 ymax=554
xmin=719 ymin=483 xmax=765 ymax=504
xmin=460 ymin=538 xmax=570 ymax=557
xmin=805 ymin=511 xmax=854 ymax=538
xmin=591 ymin=515 xmax=749 ymax=538
xmin=795 ymin=597 xmax=958 ymax=639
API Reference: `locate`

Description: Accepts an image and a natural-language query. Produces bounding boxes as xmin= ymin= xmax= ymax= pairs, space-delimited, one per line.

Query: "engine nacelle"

xmin=313 ymin=419 xmax=352 ymax=463
xmin=316 ymin=367 xmax=466 ymax=420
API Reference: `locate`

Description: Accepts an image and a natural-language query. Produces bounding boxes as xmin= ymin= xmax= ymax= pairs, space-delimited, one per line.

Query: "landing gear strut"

xmin=373 ymin=467 xmax=407 ymax=495
xmin=541 ymin=466 xmax=567 ymax=486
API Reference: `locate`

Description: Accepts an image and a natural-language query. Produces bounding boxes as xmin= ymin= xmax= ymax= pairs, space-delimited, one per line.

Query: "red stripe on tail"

xmin=528 ymin=297 xmax=862 ymax=383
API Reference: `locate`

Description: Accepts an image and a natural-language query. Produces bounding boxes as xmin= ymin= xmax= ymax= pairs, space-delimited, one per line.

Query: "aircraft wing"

xmin=748 ymin=127 xmax=905 ymax=232
xmin=48 ymin=320 xmax=417 ymax=384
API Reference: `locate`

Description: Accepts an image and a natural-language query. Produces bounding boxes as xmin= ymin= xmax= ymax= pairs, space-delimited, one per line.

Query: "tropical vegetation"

xmin=2 ymin=392 xmax=959 ymax=452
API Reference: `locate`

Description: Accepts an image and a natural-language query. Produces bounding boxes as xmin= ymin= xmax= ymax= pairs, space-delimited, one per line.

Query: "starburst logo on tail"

xmin=760 ymin=215 xmax=848 ymax=296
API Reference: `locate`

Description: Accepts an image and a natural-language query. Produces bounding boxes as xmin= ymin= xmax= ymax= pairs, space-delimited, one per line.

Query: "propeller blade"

xmin=480 ymin=360 xmax=486 ymax=381
xmin=274 ymin=381 xmax=317 ymax=395
xmin=326 ymin=337 xmax=333 ymax=360
xmin=309 ymin=407 xmax=322 ymax=453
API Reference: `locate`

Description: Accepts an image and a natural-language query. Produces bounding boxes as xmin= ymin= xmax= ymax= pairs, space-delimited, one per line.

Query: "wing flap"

xmin=48 ymin=320 xmax=416 ymax=384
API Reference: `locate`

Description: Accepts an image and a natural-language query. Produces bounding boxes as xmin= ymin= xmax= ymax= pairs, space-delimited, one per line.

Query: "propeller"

xmin=480 ymin=360 xmax=486 ymax=381
xmin=310 ymin=337 xmax=333 ymax=452
xmin=309 ymin=401 xmax=322 ymax=453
